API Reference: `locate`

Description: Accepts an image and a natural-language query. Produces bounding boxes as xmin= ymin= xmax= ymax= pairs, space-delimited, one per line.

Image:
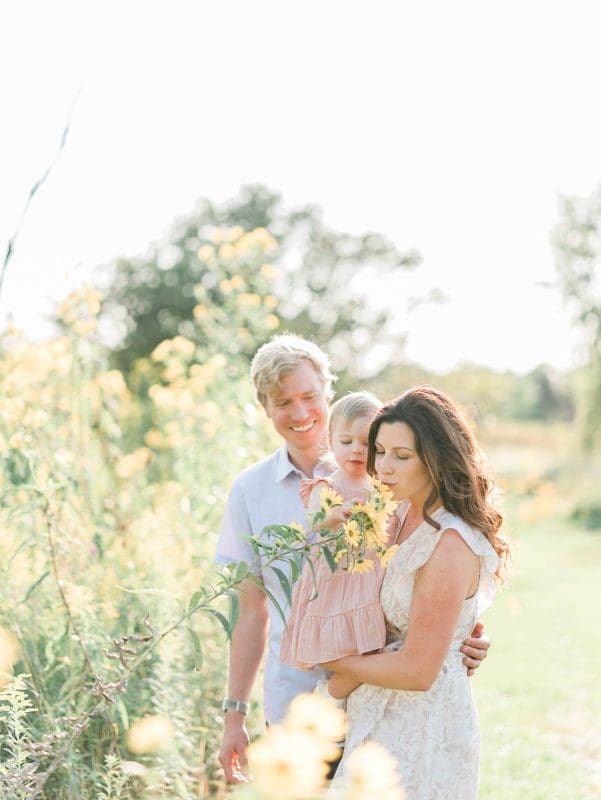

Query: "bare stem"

xmin=43 ymin=499 xmax=97 ymax=677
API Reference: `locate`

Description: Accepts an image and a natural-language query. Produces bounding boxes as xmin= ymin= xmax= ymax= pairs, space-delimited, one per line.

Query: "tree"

xmin=104 ymin=185 xmax=421 ymax=379
xmin=552 ymin=185 xmax=601 ymax=446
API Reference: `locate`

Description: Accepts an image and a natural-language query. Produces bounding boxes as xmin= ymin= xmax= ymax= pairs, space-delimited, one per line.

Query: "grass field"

xmin=475 ymin=509 xmax=600 ymax=799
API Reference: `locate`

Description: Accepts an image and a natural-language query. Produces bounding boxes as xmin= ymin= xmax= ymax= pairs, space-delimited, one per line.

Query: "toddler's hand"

xmin=332 ymin=500 xmax=355 ymax=525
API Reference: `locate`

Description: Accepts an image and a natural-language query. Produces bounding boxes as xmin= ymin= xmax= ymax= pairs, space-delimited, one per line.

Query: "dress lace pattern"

xmin=330 ymin=508 xmax=499 ymax=800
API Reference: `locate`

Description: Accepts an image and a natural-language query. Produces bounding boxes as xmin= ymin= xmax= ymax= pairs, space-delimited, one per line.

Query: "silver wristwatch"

xmin=221 ymin=698 xmax=250 ymax=715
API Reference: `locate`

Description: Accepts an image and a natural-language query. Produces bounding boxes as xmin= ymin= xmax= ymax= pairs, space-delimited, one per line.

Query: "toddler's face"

xmin=329 ymin=416 xmax=372 ymax=479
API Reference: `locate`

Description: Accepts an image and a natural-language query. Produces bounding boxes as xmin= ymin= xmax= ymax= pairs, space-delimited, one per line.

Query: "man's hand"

xmin=460 ymin=620 xmax=490 ymax=677
xmin=218 ymin=711 xmax=251 ymax=784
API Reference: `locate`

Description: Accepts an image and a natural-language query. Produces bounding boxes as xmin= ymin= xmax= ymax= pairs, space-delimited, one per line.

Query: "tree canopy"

xmin=104 ymin=185 xmax=421 ymax=379
xmin=552 ymin=185 xmax=601 ymax=446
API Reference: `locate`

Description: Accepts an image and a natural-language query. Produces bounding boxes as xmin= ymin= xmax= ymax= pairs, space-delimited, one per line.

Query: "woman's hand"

xmin=460 ymin=620 xmax=490 ymax=676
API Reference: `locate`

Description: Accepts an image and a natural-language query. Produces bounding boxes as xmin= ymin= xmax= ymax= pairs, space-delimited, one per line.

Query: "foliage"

xmin=552 ymin=184 xmax=601 ymax=447
xmin=368 ymin=361 xmax=575 ymax=425
xmin=0 ymin=282 xmax=278 ymax=798
xmin=103 ymin=184 xmax=421 ymax=380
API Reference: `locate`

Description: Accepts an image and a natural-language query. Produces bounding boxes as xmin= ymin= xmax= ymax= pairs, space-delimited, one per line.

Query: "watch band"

xmin=221 ymin=698 xmax=250 ymax=715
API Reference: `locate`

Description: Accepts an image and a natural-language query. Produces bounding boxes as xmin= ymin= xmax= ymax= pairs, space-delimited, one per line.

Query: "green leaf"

xmin=16 ymin=570 xmax=50 ymax=606
xmin=227 ymin=590 xmax=240 ymax=633
xmin=185 ymin=626 xmax=203 ymax=670
xmin=263 ymin=524 xmax=293 ymax=537
xmin=289 ymin=553 xmax=302 ymax=585
xmin=305 ymin=557 xmax=319 ymax=601
xmin=188 ymin=590 xmax=204 ymax=612
xmin=201 ymin=606 xmax=232 ymax=639
xmin=322 ymin=546 xmax=337 ymax=574
xmin=254 ymin=583 xmax=288 ymax=628
xmin=270 ymin=566 xmax=292 ymax=606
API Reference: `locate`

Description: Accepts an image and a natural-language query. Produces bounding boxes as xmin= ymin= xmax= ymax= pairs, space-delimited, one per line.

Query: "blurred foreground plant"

xmin=0 ymin=282 xmax=277 ymax=798
xmin=231 ymin=692 xmax=404 ymax=800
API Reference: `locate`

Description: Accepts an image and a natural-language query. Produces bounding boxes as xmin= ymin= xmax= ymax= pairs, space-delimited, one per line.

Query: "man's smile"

xmin=290 ymin=421 xmax=316 ymax=433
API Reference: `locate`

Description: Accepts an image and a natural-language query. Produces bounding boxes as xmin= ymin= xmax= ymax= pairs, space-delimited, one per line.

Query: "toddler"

xmin=280 ymin=392 xmax=407 ymax=678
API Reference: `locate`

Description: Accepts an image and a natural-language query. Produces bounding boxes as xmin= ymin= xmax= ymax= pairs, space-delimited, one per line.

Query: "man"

xmin=214 ymin=334 xmax=490 ymax=783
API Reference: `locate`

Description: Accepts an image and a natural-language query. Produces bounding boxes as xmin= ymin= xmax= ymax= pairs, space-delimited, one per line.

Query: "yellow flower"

xmin=0 ymin=628 xmax=21 ymax=673
xmin=208 ymin=354 xmax=227 ymax=369
xmin=230 ymin=275 xmax=244 ymax=290
xmin=379 ymin=545 xmax=399 ymax=568
xmin=126 ymin=716 xmax=175 ymax=754
xmin=116 ymin=448 xmax=152 ymax=479
xmin=249 ymin=725 xmax=329 ymax=799
xmin=320 ymin=485 xmax=344 ymax=512
xmin=171 ymin=336 xmax=195 ymax=358
xmin=211 ymin=226 xmax=225 ymax=244
xmin=72 ymin=318 xmax=97 ymax=336
xmin=265 ymin=313 xmax=280 ymax=330
xmin=350 ymin=559 xmax=375 ymax=575
xmin=218 ymin=243 xmax=236 ymax=261
xmin=370 ymin=479 xmax=399 ymax=515
xmin=193 ymin=304 xmax=208 ymax=318
xmin=197 ymin=244 xmax=214 ymax=261
xmin=289 ymin=522 xmax=306 ymax=540
xmin=97 ymin=370 xmax=127 ymax=396
xmin=260 ymin=263 xmax=280 ymax=280
xmin=144 ymin=429 xmax=168 ymax=449
xmin=334 ymin=548 xmax=348 ymax=563
xmin=343 ymin=519 xmax=361 ymax=547
xmin=263 ymin=294 xmax=278 ymax=308
xmin=351 ymin=503 xmax=376 ymax=524
xmin=342 ymin=741 xmax=405 ymax=799
xmin=285 ymin=692 xmax=347 ymax=746
xmin=238 ymin=293 xmax=261 ymax=307
xmin=225 ymin=225 xmax=245 ymax=242
xmin=364 ymin=524 xmax=389 ymax=550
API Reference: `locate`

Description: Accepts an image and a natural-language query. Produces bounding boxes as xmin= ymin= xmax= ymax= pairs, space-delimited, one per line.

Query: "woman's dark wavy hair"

xmin=367 ymin=385 xmax=512 ymax=584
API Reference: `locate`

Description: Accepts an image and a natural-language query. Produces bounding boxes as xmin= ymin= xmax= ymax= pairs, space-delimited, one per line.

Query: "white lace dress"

xmin=330 ymin=508 xmax=499 ymax=800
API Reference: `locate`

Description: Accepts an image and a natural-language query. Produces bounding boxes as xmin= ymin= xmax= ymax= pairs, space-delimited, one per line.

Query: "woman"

xmin=322 ymin=386 xmax=512 ymax=800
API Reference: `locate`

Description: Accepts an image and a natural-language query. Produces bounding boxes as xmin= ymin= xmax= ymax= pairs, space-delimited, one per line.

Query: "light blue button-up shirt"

xmin=215 ymin=446 xmax=327 ymax=724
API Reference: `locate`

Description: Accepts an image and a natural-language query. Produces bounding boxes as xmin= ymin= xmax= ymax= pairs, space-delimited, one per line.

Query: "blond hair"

xmin=250 ymin=334 xmax=336 ymax=407
xmin=328 ymin=391 xmax=382 ymax=435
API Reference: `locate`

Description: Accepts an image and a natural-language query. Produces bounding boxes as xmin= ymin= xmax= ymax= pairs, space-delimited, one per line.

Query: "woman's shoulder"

xmin=437 ymin=509 xmax=498 ymax=563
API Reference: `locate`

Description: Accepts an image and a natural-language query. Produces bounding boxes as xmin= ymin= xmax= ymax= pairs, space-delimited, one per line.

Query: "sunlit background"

xmin=1 ymin=3 xmax=600 ymax=799
xmin=3 ymin=2 xmax=601 ymax=372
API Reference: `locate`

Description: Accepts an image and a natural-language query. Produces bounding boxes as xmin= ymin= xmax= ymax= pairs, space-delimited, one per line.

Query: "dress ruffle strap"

xmin=396 ymin=509 xmax=499 ymax=617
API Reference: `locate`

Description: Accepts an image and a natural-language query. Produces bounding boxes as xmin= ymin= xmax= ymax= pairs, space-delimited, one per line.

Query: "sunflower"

xmin=289 ymin=522 xmax=306 ymax=540
xmin=379 ymin=544 xmax=400 ymax=568
xmin=319 ymin=485 xmax=344 ymax=512
xmin=350 ymin=558 xmax=375 ymax=575
xmin=343 ymin=519 xmax=361 ymax=547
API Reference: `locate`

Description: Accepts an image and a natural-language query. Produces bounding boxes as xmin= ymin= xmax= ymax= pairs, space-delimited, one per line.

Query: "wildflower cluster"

xmin=310 ymin=478 xmax=400 ymax=574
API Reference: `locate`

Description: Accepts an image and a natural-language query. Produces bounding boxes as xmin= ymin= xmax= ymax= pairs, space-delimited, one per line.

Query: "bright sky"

xmin=2 ymin=1 xmax=600 ymax=373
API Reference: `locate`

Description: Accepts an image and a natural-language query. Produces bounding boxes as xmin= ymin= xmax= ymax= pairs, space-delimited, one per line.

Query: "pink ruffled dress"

xmin=280 ymin=476 xmax=408 ymax=670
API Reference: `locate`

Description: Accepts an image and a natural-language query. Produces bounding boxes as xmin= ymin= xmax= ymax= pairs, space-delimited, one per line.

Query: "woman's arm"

xmin=321 ymin=530 xmax=479 ymax=691
xmin=327 ymin=672 xmax=362 ymax=700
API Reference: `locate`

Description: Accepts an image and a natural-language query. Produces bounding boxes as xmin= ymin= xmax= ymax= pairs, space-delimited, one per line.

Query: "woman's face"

xmin=374 ymin=421 xmax=435 ymax=505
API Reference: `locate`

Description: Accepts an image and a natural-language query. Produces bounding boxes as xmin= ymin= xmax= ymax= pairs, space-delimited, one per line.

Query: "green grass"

xmin=475 ymin=512 xmax=601 ymax=799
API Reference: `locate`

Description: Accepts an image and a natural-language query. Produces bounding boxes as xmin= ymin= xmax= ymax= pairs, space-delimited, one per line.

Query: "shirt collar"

xmin=274 ymin=446 xmax=306 ymax=483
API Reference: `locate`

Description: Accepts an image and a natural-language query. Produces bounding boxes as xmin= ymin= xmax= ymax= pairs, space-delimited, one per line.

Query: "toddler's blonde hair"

xmin=328 ymin=391 xmax=382 ymax=436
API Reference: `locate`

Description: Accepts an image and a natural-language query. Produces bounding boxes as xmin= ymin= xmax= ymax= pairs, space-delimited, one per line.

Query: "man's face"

xmin=264 ymin=360 xmax=329 ymax=453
